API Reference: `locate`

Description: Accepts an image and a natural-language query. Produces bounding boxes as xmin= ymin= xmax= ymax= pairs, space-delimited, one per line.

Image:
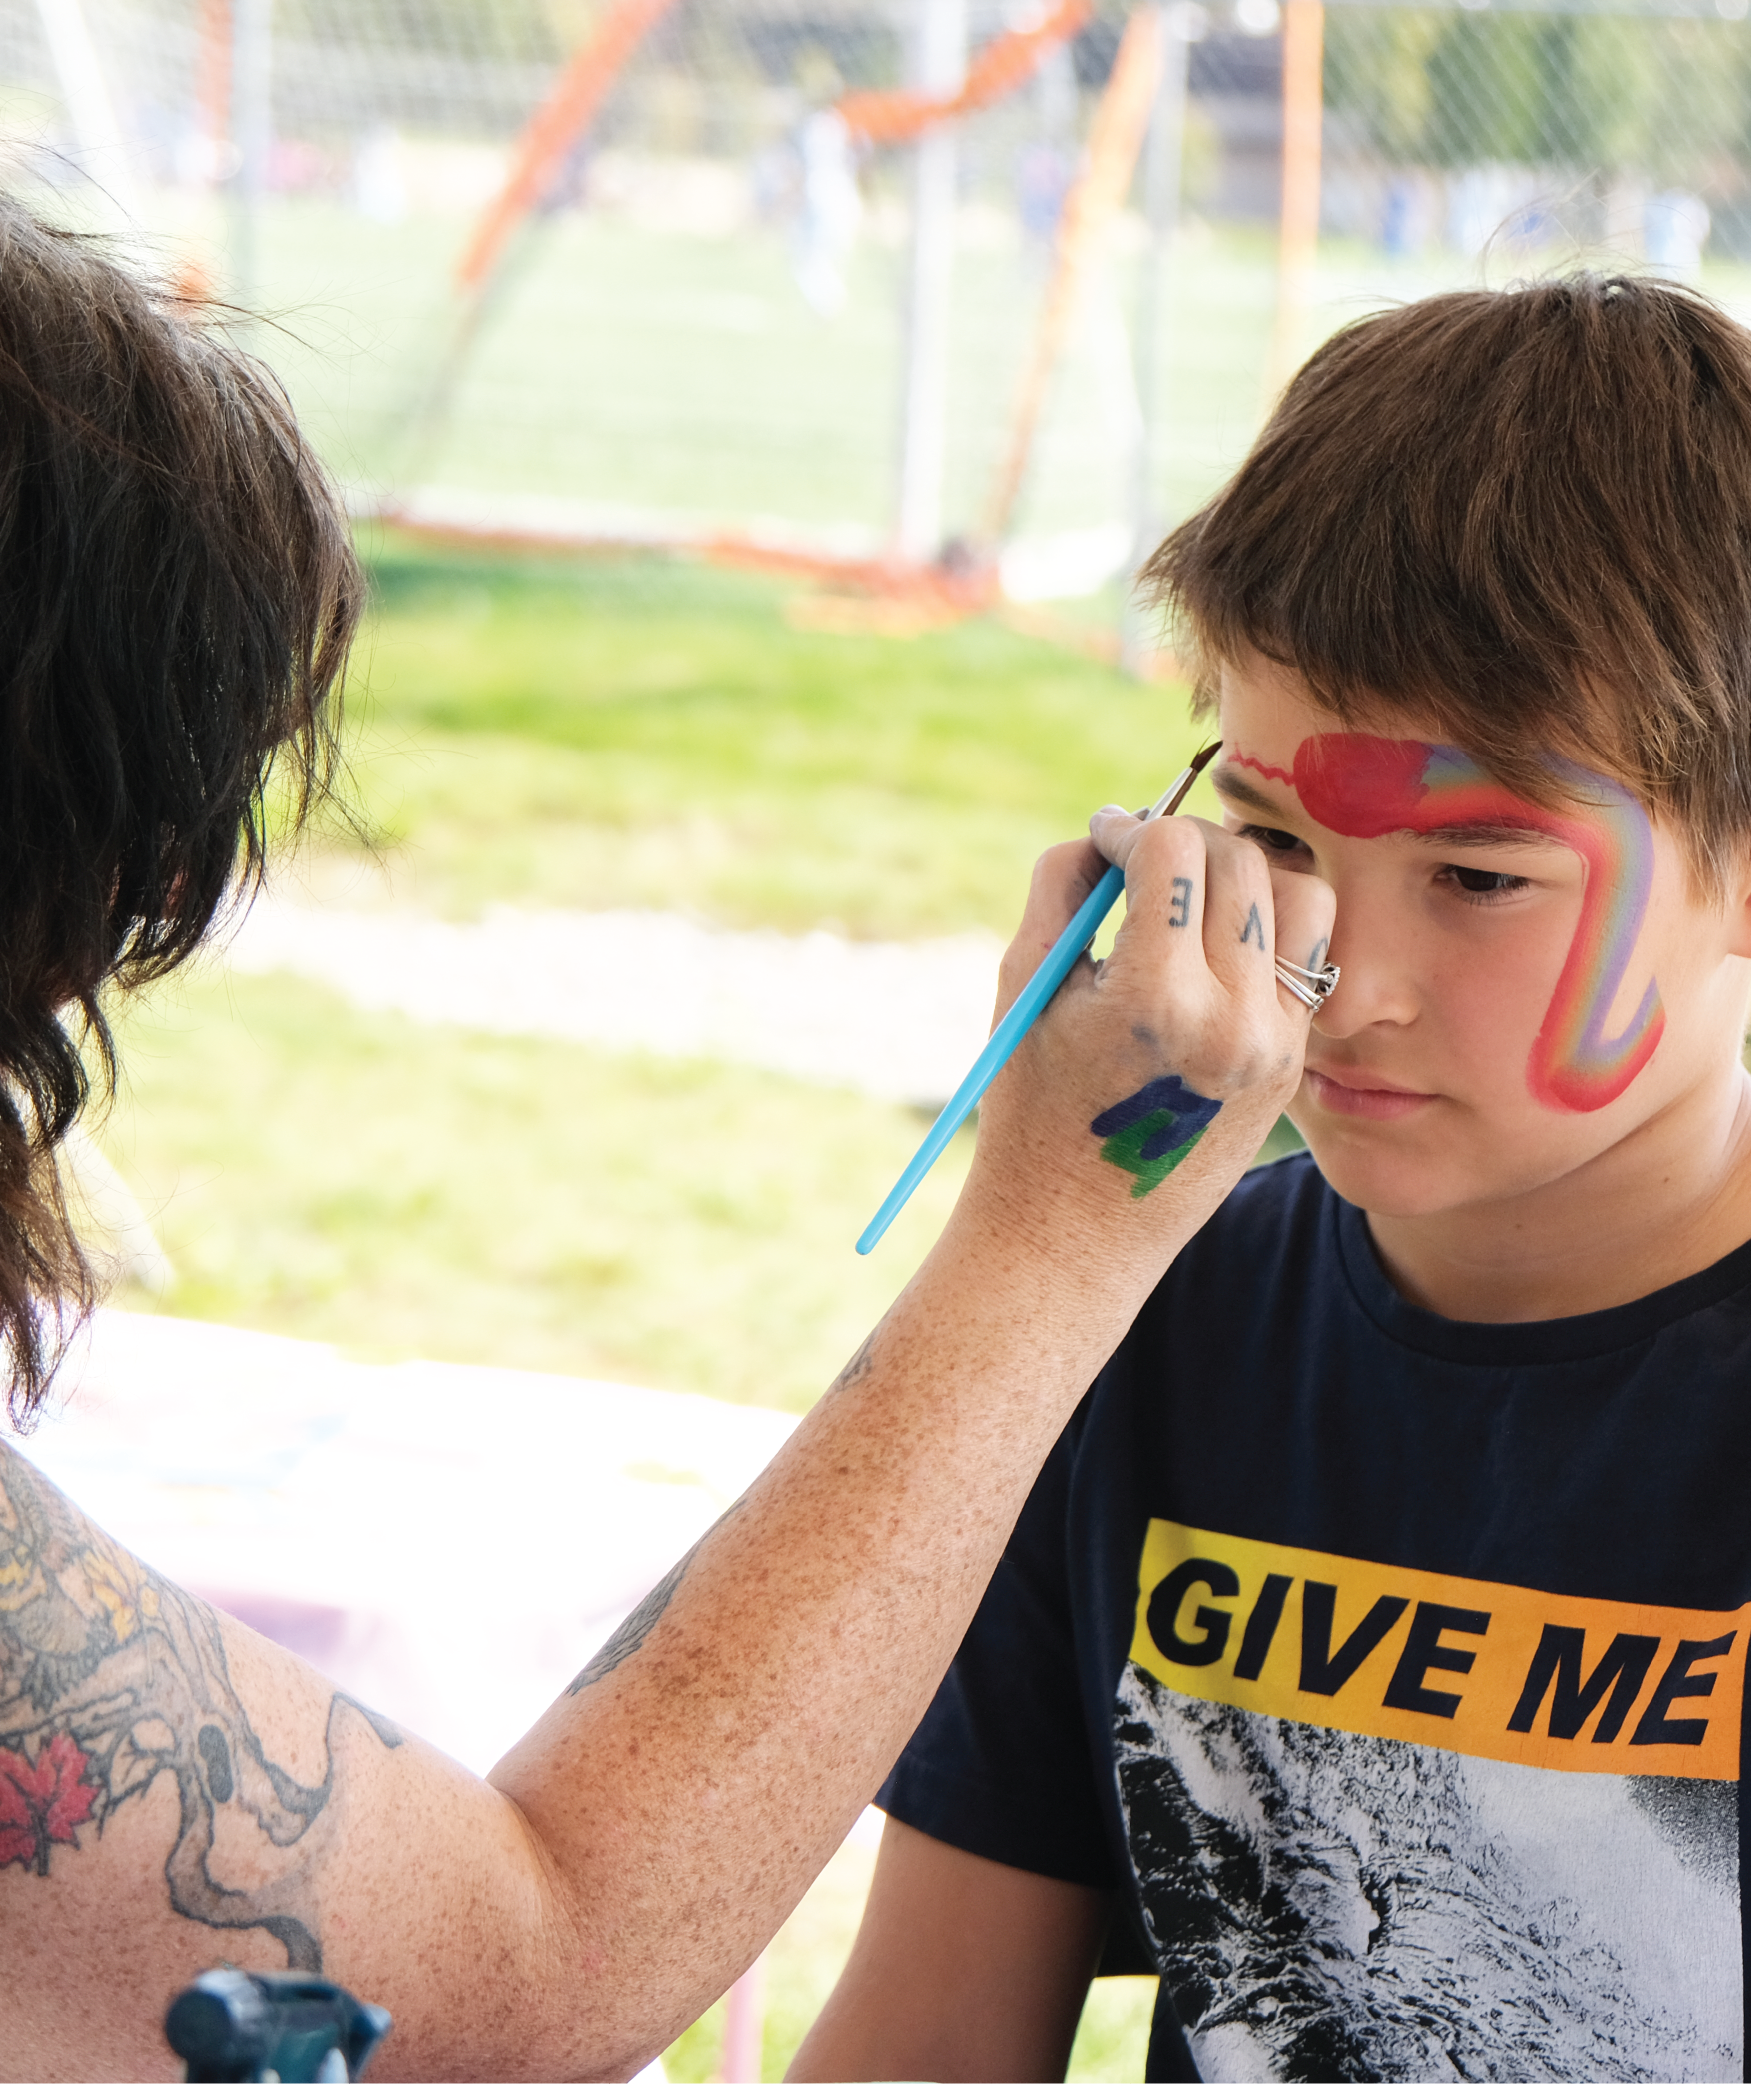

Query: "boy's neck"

xmin=1363 ymin=1067 xmax=1751 ymax=1325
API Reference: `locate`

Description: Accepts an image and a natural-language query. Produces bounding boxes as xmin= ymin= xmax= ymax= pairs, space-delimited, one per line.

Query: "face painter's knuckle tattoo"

xmin=1239 ymin=902 xmax=1267 ymax=952
xmin=1090 ymin=1076 xmax=1223 ymax=1198
xmin=1168 ymin=876 xmax=1194 ymax=929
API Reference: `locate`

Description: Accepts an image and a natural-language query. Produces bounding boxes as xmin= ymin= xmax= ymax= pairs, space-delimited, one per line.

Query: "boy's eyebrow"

xmin=1211 ymin=767 xmax=1288 ymax=816
xmin=1213 ymin=765 xmax=1564 ymax=848
xmin=1413 ymin=822 xmax=1565 ymax=850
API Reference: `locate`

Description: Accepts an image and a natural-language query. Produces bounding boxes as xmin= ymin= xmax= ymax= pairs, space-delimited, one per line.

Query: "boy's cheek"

xmin=1412 ymin=919 xmax=1572 ymax=1112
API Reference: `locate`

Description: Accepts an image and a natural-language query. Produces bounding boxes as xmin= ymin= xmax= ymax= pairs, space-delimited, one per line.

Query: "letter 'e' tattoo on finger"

xmin=1169 ymin=877 xmax=1193 ymax=929
xmin=1090 ymin=1076 xmax=1223 ymax=1196
xmin=1240 ymin=902 xmax=1266 ymax=951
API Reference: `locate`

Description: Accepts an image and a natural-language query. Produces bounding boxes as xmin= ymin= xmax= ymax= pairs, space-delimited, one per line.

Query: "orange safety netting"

xmin=455 ymin=0 xmax=683 ymax=291
xmin=982 ymin=2 xmax=1163 ymax=543
xmin=835 ymin=0 xmax=1093 ymax=148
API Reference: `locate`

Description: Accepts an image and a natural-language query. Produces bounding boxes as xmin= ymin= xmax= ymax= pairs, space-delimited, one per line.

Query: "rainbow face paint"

xmin=1231 ymin=735 xmax=1663 ymax=1113
xmin=1092 ymin=1076 xmax=1222 ymax=1195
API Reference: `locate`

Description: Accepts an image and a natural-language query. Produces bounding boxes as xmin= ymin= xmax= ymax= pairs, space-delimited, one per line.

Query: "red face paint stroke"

xmin=1229 ymin=738 xmax=1664 ymax=1112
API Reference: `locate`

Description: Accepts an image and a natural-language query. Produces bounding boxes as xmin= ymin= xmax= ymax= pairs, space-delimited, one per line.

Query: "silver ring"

xmin=1274 ymin=956 xmax=1340 ymax=1011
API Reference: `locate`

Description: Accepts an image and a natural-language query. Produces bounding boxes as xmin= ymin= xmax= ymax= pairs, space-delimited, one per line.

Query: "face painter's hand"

xmin=950 ymin=808 xmax=1335 ymax=1283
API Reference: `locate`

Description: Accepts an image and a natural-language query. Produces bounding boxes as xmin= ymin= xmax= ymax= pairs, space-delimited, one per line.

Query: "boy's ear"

xmin=1723 ymin=850 xmax=1751 ymax=960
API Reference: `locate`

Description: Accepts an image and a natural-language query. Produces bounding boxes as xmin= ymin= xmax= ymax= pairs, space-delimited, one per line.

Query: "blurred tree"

xmin=1322 ymin=8 xmax=1442 ymax=163
xmin=1325 ymin=4 xmax=1751 ymax=187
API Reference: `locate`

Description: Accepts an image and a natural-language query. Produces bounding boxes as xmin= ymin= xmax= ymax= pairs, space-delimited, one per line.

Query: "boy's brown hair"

xmin=1146 ymin=274 xmax=1751 ymax=890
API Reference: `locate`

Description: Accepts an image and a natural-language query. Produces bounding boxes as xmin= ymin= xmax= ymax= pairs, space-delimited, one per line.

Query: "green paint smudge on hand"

xmin=1090 ymin=1076 xmax=1223 ymax=1197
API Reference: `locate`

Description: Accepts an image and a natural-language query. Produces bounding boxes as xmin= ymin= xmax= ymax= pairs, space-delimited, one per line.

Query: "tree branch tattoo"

xmin=567 ymin=1496 xmax=747 ymax=1695
xmin=568 ymin=1553 xmax=693 ymax=1694
xmin=829 ymin=1331 xmax=876 ymax=1397
xmin=0 ymin=1441 xmax=400 ymax=1970
xmin=1091 ymin=1077 xmax=1223 ymax=1197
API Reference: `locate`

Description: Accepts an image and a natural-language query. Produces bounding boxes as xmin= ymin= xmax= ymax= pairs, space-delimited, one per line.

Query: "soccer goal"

xmin=3 ymin=0 xmax=1749 ymax=626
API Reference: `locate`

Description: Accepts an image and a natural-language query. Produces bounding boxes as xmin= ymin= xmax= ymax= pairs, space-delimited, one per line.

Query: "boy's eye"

xmin=1447 ymin=865 xmax=1530 ymax=899
xmin=1239 ymin=824 xmax=1306 ymax=855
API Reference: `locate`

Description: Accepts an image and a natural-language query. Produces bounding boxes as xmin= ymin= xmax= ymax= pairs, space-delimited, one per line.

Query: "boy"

xmin=793 ymin=274 xmax=1751 ymax=2083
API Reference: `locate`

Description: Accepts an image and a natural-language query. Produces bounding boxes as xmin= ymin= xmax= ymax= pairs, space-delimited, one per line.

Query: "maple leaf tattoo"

xmin=0 ymin=1440 xmax=400 ymax=1967
xmin=0 ymin=1730 xmax=95 ymax=1874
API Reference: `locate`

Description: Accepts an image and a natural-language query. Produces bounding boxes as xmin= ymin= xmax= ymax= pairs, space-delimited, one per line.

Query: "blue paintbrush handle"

xmin=854 ymin=863 xmax=1125 ymax=1256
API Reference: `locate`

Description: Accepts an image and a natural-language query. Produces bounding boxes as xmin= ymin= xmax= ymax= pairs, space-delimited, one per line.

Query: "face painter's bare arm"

xmin=3 ymin=801 xmax=1332 ymax=2083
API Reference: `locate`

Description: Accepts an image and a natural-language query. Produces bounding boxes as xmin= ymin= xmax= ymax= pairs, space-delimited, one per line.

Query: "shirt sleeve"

xmin=877 ymin=1411 xmax=1121 ymax=1891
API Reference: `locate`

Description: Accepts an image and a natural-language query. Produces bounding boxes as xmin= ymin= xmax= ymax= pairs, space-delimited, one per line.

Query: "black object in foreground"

xmin=166 ymin=1968 xmax=392 ymax=2082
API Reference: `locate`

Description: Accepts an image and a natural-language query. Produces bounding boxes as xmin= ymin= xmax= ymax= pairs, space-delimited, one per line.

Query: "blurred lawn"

xmin=333 ymin=525 xmax=1208 ymax=934
xmin=102 ymin=965 xmax=973 ymax=1408
xmin=102 ymin=538 xmax=1210 ymax=1402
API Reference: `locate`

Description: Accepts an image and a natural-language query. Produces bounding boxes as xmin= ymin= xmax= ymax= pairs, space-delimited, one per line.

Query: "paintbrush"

xmin=856 ymin=741 xmax=1223 ymax=1254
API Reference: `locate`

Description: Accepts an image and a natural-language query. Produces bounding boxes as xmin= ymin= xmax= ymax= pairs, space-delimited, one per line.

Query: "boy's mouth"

xmin=1303 ymin=1065 xmax=1437 ymax=1122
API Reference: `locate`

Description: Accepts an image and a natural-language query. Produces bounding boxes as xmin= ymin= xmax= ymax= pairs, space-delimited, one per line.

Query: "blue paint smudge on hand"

xmin=1090 ymin=1075 xmax=1223 ymax=1196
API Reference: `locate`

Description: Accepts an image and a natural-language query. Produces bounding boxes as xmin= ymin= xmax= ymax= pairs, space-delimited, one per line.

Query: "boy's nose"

xmin=1309 ymin=912 xmax=1421 ymax=1038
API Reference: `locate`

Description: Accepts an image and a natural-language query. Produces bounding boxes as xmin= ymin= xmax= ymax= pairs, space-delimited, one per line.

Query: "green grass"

xmin=99 ymin=965 xmax=972 ymax=1410
xmin=43 ymin=177 xmax=1751 ymax=568
xmin=102 ymin=190 xmax=1399 ymax=543
xmin=326 ymin=528 xmax=1211 ymax=935
xmin=225 ymin=196 xmax=1251 ymax=538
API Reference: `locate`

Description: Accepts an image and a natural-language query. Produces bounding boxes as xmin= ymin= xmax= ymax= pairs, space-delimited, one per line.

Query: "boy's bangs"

xmin=1143 ymin=274 xmax=1751 ymax=887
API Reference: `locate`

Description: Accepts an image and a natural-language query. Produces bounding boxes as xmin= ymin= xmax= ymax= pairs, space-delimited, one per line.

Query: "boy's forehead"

xmin=1212 ymin=654 xmax=1440 ymax=823
xmin=1215 ymin=650 xmax=1443 ymax=746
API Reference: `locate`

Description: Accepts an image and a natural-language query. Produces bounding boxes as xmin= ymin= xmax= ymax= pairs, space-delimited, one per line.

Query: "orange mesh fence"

xmin=836 ymin=0 xmax=1093 ymax=148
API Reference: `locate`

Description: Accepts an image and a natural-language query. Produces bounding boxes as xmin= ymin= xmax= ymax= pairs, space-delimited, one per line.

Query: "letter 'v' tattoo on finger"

xmin=1090 ymin=1076 xmax=1222 ymax=1196
xmin=1239 ymin=902 xmax=1266 ymax=951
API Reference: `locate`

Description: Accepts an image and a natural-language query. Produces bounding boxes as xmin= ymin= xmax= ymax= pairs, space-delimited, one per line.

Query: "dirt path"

xmin=225 ymin=891 xmax=1004 ymax=1107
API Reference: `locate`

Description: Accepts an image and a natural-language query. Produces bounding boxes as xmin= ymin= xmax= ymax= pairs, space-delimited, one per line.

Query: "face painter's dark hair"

xmin=0 ymin=202 xmax=359 ymax=1426
xmin=1145 ymin=273 xmax=1751 ymax=892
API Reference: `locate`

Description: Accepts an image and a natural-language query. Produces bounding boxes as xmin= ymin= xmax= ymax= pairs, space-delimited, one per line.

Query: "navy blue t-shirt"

xmin=879 ymin=1153 xmax=1751 ymax=2081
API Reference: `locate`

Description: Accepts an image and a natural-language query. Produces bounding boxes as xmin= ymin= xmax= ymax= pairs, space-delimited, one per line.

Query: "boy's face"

xmin=1213 ymin=653 xmax=1751 ymax=1218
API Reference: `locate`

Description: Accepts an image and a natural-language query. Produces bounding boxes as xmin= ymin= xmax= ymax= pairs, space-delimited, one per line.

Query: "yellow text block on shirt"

xmin=1129 ymin=1518 xmax=1748 ymax=1780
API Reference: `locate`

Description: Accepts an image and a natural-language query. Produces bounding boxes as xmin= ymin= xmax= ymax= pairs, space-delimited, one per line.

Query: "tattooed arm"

xmin=0 ymin=1434 xmax=555 ymax=2082
xmin=0 ymin=1439 xmax=396 ymax=1963
xmin=2 ymin=809 xmax=1331 ymax=2082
